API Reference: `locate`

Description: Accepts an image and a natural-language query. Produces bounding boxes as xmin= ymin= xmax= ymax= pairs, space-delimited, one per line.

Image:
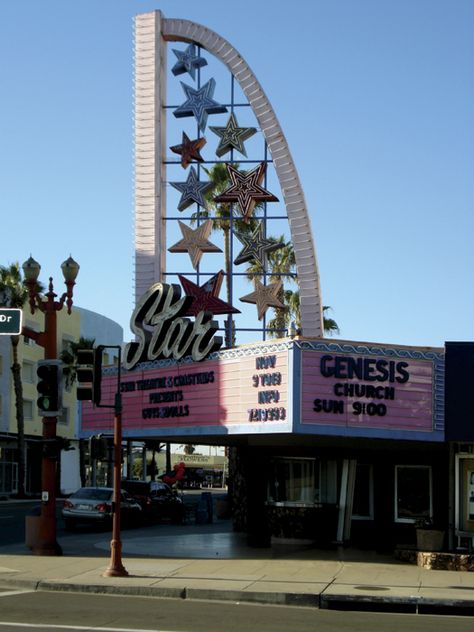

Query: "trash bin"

xmin=25 ymin=506 xmax=41 ymax=549
xmin=200 ymin=492 xmax=213 ymax=524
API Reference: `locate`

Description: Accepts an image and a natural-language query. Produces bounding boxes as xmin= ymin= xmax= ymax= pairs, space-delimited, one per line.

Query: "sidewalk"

xmin=1 ymin=519 xmax=474 ymax=614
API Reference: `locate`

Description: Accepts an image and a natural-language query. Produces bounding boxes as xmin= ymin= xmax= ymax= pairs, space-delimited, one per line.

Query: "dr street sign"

xmin=0 ymin=308 xmax=22 ymax=335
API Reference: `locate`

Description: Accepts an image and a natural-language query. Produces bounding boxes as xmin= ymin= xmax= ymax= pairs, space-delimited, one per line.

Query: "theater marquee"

xmin=297 ymin=341 xmax=444 ymax=439
xmin=81 ymin=345 xmax=290 ymax=437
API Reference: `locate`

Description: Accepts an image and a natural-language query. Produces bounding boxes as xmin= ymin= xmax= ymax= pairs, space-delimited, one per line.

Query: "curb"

xmin=2 ymin=578 xmax=474 ymax=614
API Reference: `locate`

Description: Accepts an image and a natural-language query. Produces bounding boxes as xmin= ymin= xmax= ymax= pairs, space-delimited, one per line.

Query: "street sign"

xmin=0 ymin=308 xmax=22 ymax=335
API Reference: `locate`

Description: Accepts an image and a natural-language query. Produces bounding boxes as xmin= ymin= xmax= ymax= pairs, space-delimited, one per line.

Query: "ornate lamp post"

xmin=22 ymin=255 xmax=79 ymax=556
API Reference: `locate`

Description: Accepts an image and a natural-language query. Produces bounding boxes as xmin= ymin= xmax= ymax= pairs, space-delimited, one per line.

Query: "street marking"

xmin=0 ymin=591 xmax=34 ymax=597
xmin=0 ymin=622 xmax=180 ymax=632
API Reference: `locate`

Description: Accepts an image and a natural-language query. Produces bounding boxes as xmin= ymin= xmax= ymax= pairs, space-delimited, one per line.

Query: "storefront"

xmin=445 ymin=342 xmax=474 ymax=550
xmin=81 ymin=336 xmax=447 ymax=550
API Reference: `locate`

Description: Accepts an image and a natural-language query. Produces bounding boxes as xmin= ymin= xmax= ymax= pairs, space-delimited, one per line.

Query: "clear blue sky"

xmin=1 ymin=0 xmax=472 ymax=349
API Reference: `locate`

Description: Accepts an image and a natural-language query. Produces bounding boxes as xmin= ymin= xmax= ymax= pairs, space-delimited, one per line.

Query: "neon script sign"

xmin=124 ymin=283 xmax=223 ymax=369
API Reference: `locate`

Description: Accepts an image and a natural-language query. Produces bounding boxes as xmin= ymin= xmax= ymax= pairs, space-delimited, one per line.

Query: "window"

xmin=395 ymin=465 xmax=432 ymax=523
xmin=23 ymin=400 xmax=34 ymax=421
xmin=22 ymin=361 xmax=34 ymax=383
xmin=352 ymin=463 xmax=374 ymax=520
xmin=58 ymin=407 xmax=69 ymax=426
xmin=268 ymin=458 xmax=318 ymax=505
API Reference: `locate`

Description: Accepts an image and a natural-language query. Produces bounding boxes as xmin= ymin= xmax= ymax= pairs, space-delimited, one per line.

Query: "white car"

xmin=62 ymin=486 xmax=142 ymax=529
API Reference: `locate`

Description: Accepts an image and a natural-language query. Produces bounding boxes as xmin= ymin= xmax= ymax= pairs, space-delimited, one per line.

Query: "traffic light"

xmin=90 ymin=434 xmax=110 ymax=460
xmin=76 ymin=347 xmax=103 ymax=405
xmin=42 ymin=436 xmax=75 ymax=460
xmin=36 ymin=360 xmax=62 ymax=417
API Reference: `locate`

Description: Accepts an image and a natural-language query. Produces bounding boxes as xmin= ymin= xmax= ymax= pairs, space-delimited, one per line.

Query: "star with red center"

xmin=168 ymin=220 xmax=222 ymax=269
xmin=240 ymin=279 xmax=285 ymax=320
xmin=213 ymin=162 xmax=278 ymax=222
xmin=178 ymin=271 xmax=240 ymax=316
xmin=170 ymin=132 xmax=206 ymax=169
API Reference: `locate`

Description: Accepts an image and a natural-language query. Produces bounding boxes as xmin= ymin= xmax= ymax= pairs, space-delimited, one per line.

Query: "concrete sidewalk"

xmin=1 ymin=520 xmax=474 ymax=614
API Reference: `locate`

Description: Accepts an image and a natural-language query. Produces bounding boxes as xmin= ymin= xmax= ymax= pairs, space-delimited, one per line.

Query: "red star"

xmin=178 ymin=271 xmax=240 ymax=316
xmin=170 ymin=132 xmax=206 ymax=169
xmin=213 ymin=162 xmax=278 ymax=222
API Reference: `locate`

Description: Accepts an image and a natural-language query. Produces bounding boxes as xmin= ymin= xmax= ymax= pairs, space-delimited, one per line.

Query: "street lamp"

xmin=22 ymin=255 xmax=79 ymax=556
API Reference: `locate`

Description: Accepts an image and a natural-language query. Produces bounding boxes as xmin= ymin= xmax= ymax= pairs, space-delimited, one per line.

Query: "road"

xmin=0 ymin=501 xmax=37 ymax=545
xmin=0 ymin=590 xmax=472 ymax=632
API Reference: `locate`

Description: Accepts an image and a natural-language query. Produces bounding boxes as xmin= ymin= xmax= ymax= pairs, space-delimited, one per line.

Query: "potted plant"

xmin=415 ymin=517 xmax=445 ymax=552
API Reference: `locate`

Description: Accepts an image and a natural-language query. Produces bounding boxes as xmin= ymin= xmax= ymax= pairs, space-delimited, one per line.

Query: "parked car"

xmin=62 ymin=486 xmax=142 ymax=530
xmin=121 ymin=480 xmax=185 ymax=524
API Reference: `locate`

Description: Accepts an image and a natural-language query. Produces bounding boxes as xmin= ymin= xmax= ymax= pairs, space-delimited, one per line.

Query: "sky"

xmin=0 ymin=0 xmax=472 ymax=350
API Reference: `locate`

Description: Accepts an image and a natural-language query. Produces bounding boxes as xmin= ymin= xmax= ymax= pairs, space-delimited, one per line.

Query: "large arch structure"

xmin=134 ymin=10 xmax=323 ymax=337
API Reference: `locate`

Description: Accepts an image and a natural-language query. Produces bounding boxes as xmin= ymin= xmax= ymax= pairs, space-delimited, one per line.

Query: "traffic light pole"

xmin=99 ymin=346 xmax=128 ymax=577
xmin=103 ymin=389 xmax=128 ymax=577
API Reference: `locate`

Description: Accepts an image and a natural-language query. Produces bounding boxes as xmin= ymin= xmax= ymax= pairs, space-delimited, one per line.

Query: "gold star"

xmin=240 ymin=279 xmax=285 ymax=320
xmin=168 ymin=220 xmax=222 ymax=269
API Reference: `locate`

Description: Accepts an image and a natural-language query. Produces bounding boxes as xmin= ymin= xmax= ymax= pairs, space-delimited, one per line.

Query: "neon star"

xmin=173 ymin=79 xmax=227 ymax=132
xmin=213 ymin=162 xmax=278 ymax=223
xmin=171 ymin=44 xmax=207 ymax=80
xmin=170 ymin=132 xmax=206 ymax=169
xmin=168 ymin=220 xmax=222 ymax=269
xmin=170 ymin=167 xmax=214 ymax=212
xmin=240 ymin=279 xmax=285 ymax=320
xmin=210 ymin=112 xmax=257 ymax=158
xmin=179 ymin=271 xmax=240 ymax=316
xmin=234 ymin=223 xmax=284 ymax=267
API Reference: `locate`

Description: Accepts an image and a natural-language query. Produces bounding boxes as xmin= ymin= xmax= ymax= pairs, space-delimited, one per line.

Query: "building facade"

xmin=81 ymin=336 xmax=448 ymax=550
xmin=0 ymin=305 xmax=122 ymax=496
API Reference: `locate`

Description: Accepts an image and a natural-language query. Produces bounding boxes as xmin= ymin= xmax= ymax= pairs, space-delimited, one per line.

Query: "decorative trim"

xmin=105 ymin=339 xmax=293 ymax=376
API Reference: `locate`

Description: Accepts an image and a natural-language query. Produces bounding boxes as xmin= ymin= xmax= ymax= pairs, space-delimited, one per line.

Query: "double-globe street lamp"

xmin=22 ymin=255 xmax=79 ymax=556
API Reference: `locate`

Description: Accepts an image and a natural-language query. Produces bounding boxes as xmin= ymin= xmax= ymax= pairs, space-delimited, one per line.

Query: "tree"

xmin=245 ymin=240 xmax=340 ymax=338
xmin=0 ymin=263 xmax=30 ymax=497
xmin=193 ymin=162 xmax=259 ymax=347
xmin=181 ymin=444 xmax=196 ymax=455
xmin=59 ymin=336 xmax=96 ymax=390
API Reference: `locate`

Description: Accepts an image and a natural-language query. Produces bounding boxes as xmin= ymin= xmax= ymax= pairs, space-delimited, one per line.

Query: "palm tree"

xmin=244 ymin=240 xmax=340 ymax=338
xmin=0 ymin=263 xmax=30 ymax=497
xmin=244 ymin=236 xmax=297 ymax=337
xmin=59 ymin=336 xmax=95 ymax=390
xmin=267 ymin=289 xmax=340 ymax=337
xmin=192 ymin=163 xmax=259 ymax=347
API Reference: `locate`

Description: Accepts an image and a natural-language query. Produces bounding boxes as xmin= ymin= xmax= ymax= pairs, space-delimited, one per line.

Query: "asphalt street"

xmin=0 ymin=589 xmax=473 ymax=632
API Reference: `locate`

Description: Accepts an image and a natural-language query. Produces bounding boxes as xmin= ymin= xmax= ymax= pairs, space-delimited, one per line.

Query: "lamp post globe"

xmin=61 ymin=256 xmax=80 ymax=283
xmin=22 ymin=256 xmax=41 ymax=283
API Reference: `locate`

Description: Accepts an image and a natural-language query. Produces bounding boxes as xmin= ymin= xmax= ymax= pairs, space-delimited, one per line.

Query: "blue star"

xmin=171 ymin=44 xmax=207 ymax=80
xmin=173 ymin=79 xmax=227 ymax=132
xmin=170 ymin=167 xmax=215 ymax=212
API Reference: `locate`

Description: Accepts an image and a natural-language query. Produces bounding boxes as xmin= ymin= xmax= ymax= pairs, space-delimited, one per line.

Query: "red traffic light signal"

xmin=36 ymin=360 xmax=62 ymax=417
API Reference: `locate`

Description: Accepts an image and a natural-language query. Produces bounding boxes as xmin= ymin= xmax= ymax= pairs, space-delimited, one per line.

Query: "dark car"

xmin=62 ymin=486 xmax=142 ymax=530
xmin=122 ymin=480 xmax=185 ymax=524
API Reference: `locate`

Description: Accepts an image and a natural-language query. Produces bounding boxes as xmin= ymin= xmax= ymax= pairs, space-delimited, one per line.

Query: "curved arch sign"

xmin=134 ymin=10 xmax=324 ymax=339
